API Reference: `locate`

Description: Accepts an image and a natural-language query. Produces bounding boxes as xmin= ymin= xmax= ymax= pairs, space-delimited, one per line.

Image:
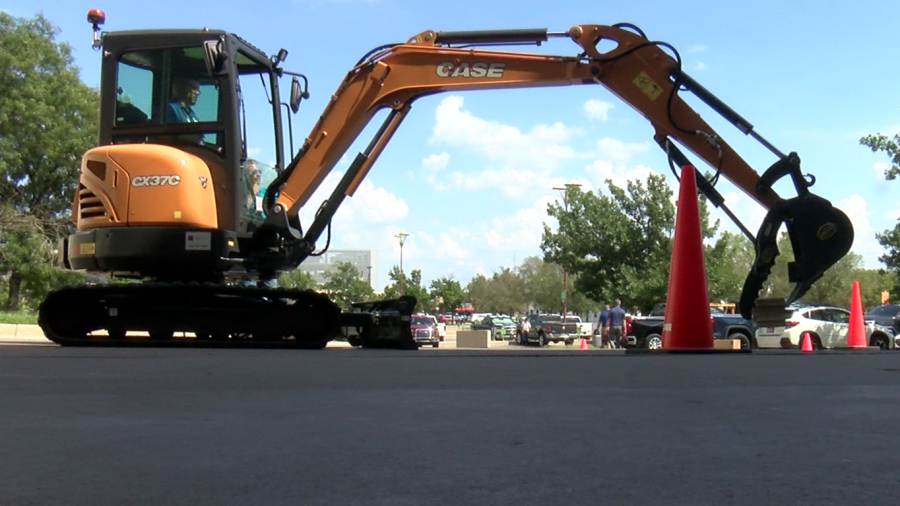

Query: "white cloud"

xmin=583 ymin=99 xmax=613 ymax=121
xmin=586 ymin=159 xmax=658 ymax=191
xmin=299 ymin=171 xmax=408 ymax=229
xmin=837 ymin=194 xmax=881 ymax=268
xmin=430 ymin=95 xmax=580 ymax=170
xmin=594 ymin=137 xmax=651 ymax=161
xmin=873 ymin=161 xmax=889 ymax=179
xmin=688 ymin=44 xmax=709 ymax=53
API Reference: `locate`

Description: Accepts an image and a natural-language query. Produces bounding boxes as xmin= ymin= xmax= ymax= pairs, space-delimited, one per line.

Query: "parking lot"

xmin=2 ymin=325 xmax=900 ymax=505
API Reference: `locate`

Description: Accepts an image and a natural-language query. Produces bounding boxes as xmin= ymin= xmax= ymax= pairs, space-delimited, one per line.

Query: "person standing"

xmin=596 ymin=304 xmax=610 ymax=348
xmin=607 ymin=299 xmax=627 ymax=349
xmin=520 ymin=317 xmax=531 ymax=346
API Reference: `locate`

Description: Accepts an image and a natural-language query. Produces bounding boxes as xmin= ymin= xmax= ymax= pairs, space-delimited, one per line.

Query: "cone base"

xmin=625 ymin=348 xmax=751 ymax=355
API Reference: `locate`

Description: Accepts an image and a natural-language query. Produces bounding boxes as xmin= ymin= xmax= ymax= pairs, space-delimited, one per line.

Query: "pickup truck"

xmin=527 ymin=314 xmax=584 ymax=346
xmin=626 ymin=303 xmax=756 ymax=350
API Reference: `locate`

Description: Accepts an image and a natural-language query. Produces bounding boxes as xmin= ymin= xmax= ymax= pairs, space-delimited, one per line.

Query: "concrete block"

xmin=456 ymin=330 xmax=491 ymax=348
xmin=714 ymin=339 xmax=741 ymax=350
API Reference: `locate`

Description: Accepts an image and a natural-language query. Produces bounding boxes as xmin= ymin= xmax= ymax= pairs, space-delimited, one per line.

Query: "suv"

xmin=755 ymin=305 xmax=896 ymax=350
xmin=864 ymin=304 xmax=900 ymax=335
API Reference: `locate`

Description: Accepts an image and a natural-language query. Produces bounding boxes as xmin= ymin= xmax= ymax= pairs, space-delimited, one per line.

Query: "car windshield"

xmin=411 ymin=317 xmax=431 ymax=325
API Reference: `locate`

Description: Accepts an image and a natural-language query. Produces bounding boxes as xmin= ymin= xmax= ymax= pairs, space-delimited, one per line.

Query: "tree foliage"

xmin=542 ymin=175 xmax=676 ymax=313
xmin=277 ymin=268 xmax=318 ymax=290
xmin=428 ymin=276 xmax=465 ymax=313
xmin=384 ymin=267 xmax=428 ymax=312
xmin=0 ymin=13 xmax=99 ymax=311
xmin=0 ymin=12 xmax=99 ymax=220
xmin=463 ymin=268 xmax=527 ymax=315
xmin=321 ymin=261 xmax=374 ymax=309
xmin=860 ymin=132 xmax=900 ymax=180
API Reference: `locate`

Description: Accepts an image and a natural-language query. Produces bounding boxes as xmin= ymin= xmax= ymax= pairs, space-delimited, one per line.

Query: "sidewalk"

xmin=0 ymin=324 xmax=51 ymax=344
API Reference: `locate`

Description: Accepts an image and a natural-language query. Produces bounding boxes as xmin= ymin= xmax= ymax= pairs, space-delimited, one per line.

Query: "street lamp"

xmin=552 ymin=180 xmax=582 ymax=319
xmin=395 ymin=231 xmax=410 ymax=295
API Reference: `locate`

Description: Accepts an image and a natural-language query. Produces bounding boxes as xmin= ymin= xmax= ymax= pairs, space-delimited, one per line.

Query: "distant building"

xmin=298 ymin=250 xmax=376 ymax=288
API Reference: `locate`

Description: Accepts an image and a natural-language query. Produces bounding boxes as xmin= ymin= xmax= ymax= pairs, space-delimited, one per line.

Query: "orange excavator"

xmin=38 ymin=10 xmax=853 ymax=347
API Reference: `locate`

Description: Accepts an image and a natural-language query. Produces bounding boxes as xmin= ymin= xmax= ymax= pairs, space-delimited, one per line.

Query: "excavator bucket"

xmin=341 ymin=295 xmax=418 ymax=349
xmin=739 ymin=193 xmax=853 ymax=319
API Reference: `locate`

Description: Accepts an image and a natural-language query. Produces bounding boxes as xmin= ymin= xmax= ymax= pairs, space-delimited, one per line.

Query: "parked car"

xmin=471 ymin=315 xmax=517 ymax=341
xmin=864 ymin=303 xmax=900 ymax=335
xmin=410 ymin=315 xmax=440 ymax=348
xmin=755 ymin=305 xmax=896 ymax=350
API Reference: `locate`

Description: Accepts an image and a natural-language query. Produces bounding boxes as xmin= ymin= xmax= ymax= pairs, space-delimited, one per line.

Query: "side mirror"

xmin=203 ymin=39 xmax=228 ymax=77
xmin=289 ymin=77 xmax=305 ymax=113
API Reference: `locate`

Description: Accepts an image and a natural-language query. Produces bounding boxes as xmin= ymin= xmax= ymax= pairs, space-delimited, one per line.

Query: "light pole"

xmin=553 ymin=180 xmax=582 ymax=319
xmin=395 ymin=231 xmax=409 ymax=295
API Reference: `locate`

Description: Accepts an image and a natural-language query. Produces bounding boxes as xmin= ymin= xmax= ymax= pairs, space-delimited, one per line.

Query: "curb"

xmin=0 ymin=324 xmax=49 ymax=342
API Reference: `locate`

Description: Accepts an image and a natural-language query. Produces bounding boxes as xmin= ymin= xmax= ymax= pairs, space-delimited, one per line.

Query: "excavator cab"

xmin=64 ymin=29 xmax=289 ymax=282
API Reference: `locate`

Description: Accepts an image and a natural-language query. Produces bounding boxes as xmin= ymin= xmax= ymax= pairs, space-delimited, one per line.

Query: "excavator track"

xmin=38 ymin=284 xmax=415 ymax=349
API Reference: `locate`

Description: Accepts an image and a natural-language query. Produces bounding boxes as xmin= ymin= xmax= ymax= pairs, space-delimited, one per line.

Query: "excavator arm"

xmin=264 ymin=23 xmax=853 ymax=318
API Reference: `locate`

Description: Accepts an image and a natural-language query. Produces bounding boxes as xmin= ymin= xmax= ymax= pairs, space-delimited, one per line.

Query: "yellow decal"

xmin=633 ymin=71 xmax=663 ymax=101
xmin=79 ymin=242 xmax=96 ymax=255
xmin=174 ymin=211 xmax=182 ymax=219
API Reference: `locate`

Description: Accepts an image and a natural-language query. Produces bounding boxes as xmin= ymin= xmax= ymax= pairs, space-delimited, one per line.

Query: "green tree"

xmin=705 ymin=231 xmax=755 ymax=303
xmin=428 ymin=276 xmax=465 ymax=313
xmin=277 ymin=268 xmax=318 ymax=290
xmin=321 ymin=261 xmax=375 ymax=309
xmin=519 ymin=256 xmax=555 ymax=312
xmin=542 ymin=175 xmax=676 ymax=313
xmin=0 ymin=13 xmax=100 ymax=310
xmin=861 ymin=131 xmax=900 ymax=180
xmin=384 ymin=267 xmax=428 ymax=312
xmin=861 ymin=130 xmax=900 ymax=281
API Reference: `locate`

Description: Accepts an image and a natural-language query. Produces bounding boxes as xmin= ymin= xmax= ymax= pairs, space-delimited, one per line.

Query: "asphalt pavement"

xmin=1 ymin=340 xmax=899 ymax=506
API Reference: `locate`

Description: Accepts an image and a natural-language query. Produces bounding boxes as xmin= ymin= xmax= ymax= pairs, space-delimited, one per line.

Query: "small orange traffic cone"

xmin=579 ymin=337 xmax=588 ymax=350
xmin=800 ymin=331 xmax=813 ymax=352
xmin=846 ymin=280 xmax=866 ymax=348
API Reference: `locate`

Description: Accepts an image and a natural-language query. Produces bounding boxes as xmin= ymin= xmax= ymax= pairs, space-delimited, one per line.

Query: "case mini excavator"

xmin=39 ymin=10 xmax=854 ymax=347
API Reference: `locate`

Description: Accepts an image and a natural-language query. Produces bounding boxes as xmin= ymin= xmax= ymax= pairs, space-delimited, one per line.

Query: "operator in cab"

xmin=166 ymin=78 xmax=200 ymax=123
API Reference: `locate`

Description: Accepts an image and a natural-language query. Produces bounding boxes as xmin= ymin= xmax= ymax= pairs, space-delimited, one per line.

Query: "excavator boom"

xmin=263 ymin=24 xmax=852 ymax=317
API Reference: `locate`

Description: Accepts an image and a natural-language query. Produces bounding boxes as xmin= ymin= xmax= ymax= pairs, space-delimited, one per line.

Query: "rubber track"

xmin=38 ymin=283 xmax=343 ymax=349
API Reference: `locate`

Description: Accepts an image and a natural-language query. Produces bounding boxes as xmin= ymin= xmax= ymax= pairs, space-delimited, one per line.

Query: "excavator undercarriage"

xmin=39 ymin=284 xmax=417 ymax=349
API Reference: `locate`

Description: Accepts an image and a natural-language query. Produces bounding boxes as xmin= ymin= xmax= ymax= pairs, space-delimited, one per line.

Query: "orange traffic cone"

xmin=800 ymin=331 xmax=813 ymax=352
xmin=846 ymin=280 xmax=866 ymax=348
xmin=579 ymin=337 xmax=588 ymax=350
xmin=661 ymin=166 xmax=714 ymax=349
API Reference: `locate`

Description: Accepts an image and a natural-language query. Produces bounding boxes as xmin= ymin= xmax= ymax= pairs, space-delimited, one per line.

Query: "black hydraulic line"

xmin=659 ymin=139 xmax=756 ymax=242
xmin=675 ymin=71 xmax=787 ymax=160
xmin=434 ymin=28 xmax=549 ymax=45
xmin=675 ymin=71 xmax=754 ymax=134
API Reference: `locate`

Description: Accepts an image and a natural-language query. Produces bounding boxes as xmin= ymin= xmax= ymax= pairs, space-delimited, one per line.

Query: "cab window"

xmin=113 ymin=46 xmax=222 ymax=146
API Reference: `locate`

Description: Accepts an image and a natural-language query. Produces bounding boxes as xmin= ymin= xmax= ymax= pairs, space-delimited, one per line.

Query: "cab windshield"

xmin=113 ymin=46 xmax=222 ymax=147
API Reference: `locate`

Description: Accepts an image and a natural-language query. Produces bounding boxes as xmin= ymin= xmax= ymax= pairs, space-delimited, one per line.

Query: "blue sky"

xmin=5 ymin=0 xmax=900 ymax=292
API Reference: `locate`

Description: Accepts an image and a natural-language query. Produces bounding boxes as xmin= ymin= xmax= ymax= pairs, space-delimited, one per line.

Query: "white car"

xmin=755 ymin=305 xmax=896 ymax=350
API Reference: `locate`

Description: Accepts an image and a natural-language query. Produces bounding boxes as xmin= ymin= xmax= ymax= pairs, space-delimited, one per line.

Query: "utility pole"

xmin=552 ymin=180 xmax=582 ymax=318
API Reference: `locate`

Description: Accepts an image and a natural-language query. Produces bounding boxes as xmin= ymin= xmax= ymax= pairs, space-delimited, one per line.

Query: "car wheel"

xmin=871 ymin=334 xmax=890 ymax=350
xmin=565 ymin=339 xmax=574 ymax=346
xmin=645 ymin=334 xmax=663 ymax=350
xmin=433 ymin=342 xmax=439 ymax=348
xmin=538 ymin=333 xmax=546 ymax=347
